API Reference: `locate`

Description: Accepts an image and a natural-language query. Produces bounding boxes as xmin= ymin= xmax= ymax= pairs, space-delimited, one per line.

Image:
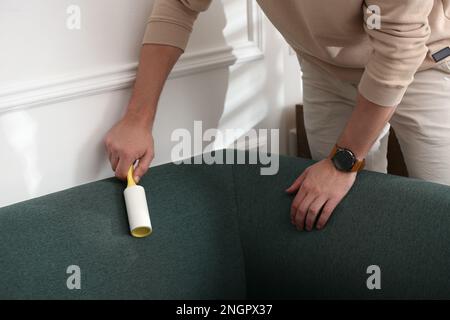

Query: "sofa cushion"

xmin=0 ymin=161 xmax=246 ymax=299
xmin=3 ymin=150 xmax=450 ymax=300
xmin=233 ymin=154 xmax=450 ymax=299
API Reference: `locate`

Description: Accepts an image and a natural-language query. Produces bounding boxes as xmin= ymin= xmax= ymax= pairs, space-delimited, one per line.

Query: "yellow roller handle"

xmin=127 ymin=165 xmax=136 ymax=187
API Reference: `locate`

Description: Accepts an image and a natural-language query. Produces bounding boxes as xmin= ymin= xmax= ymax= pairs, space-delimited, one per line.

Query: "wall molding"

xmin=0 ymin=0 xmax=264 ymax=114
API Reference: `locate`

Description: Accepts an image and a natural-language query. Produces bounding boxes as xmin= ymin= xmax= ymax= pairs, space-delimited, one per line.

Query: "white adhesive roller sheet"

xmin=124 ymin=166 xmax=152 ymax=238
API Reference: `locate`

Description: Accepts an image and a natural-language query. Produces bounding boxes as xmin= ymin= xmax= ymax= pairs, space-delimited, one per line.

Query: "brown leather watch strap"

xmin=328 ymin=145 xmax=338 ymax=159
xmin=350 ymin=158 xmax=365 ymax=172
xmin=329 ymin=144 xmax=365 ymax=172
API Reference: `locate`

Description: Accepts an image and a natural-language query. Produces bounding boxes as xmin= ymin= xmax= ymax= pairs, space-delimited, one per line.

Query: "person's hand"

xmin=285 ymin=159 xmax=356 ymax=231
xmin=104 ymin=112 xmax=154 ymax=183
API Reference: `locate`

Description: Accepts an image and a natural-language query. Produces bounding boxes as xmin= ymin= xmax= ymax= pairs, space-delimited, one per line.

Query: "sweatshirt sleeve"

xmin=142 ymin=0 xmax=213 ymax=51
xmin=358 ymin=0 xmax=434 ymax=107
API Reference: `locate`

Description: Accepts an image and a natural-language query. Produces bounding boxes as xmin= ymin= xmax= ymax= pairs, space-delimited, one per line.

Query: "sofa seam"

xmin=230 ymin=158 xmax=250 ymax=299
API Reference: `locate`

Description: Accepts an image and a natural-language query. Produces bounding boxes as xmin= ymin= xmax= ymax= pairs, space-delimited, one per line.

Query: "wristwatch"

xmin=328 ymin=144 xmax=365 ymax=173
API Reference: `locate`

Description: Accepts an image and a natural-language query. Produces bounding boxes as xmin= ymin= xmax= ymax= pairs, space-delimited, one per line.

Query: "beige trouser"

xmin=300 ymin=57 xmax=450 ymax=186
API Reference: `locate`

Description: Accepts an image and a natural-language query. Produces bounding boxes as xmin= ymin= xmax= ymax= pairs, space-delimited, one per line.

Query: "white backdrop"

xmin=0 ymin=0 xmax=302 ymax=207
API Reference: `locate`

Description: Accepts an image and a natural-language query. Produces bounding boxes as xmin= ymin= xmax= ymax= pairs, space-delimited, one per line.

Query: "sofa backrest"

xmin=233 ymin=154 xmax=450 ymax=299
xmin=0 ymin=160 xmax=246 ymax=299
xmin=2 ymin=151 xmax=450 ymax=299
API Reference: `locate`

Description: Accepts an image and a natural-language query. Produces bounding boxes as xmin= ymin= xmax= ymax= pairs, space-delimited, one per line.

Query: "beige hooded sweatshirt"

xmin=143 ymin=0 xmax=450 ymax=107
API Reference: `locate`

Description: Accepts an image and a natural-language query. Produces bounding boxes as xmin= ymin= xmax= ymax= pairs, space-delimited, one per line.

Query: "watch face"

xmin=332 ymin=149 xmax=356 ymax=172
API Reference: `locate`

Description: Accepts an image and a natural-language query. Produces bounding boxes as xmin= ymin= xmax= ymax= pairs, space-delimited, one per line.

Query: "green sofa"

xmin=1 ymin=151 xmax=450 ymax=299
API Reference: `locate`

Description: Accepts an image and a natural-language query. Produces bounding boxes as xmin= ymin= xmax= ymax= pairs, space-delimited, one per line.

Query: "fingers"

xmin=288 ymin=171 xmax=309 ymax=225
xmin=133 ymin=148 xmax=154 ymax=183
xmin=109 ymin=152 xmax=119 ymax=172
xmin=103 ymin=117 xmax=155 ymax=182
xmin=316 ymin=198 xmax=340 ymax=230
xmin=292 ymin=196 xmax=339 ymax=231
xmin=290 ymin=185 xmax=307 ymax=224
xmin=115 ymin=155 xmax=135 ymax=181
xmin=285 ymin=170 xmax=307 ymax=193
xmin=105 ymin=136 xmax=120 ymax=172
xmin=305 ymin=196 xmax=327 ymax=231
xmin=287 ymin=159 xmax=354 ymax=232
xmin=293 ymin=193 xmax=316 ymax=231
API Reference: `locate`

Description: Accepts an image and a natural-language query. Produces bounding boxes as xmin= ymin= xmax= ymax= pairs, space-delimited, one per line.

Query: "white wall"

xmin=0 ymin=0 xmax=302 ymax=208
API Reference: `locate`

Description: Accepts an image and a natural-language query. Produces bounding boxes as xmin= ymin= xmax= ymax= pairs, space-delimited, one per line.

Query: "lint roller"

xmin=124 ymin=165 xmax=152 ymax=238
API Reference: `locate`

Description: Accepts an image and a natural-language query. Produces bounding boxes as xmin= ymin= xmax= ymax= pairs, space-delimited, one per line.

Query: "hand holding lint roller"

xmin=124 ymin=165 xmax=152 ymax=238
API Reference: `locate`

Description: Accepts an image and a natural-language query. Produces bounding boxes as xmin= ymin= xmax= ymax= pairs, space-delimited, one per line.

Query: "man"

xmin=105 ymin=1 xmax=450 ymax=231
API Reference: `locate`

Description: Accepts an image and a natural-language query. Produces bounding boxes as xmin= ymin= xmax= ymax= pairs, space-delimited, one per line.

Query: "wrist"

xmin=328 ymin=144 xmax=365 ymax=173
xmin=326 ymin=158 xmax=357 ymax=177
xmin=336 ymin=135 xmax=367 ymax=160
xmin=125 ymin=101 xmax=155 ymax=130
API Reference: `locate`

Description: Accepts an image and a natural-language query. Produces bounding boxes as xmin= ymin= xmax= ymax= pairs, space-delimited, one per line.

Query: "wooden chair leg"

xmin=387 ymin=128 xmax=408 ymax=177
xmin=295 ymin=104 xmax=312 ymax=159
